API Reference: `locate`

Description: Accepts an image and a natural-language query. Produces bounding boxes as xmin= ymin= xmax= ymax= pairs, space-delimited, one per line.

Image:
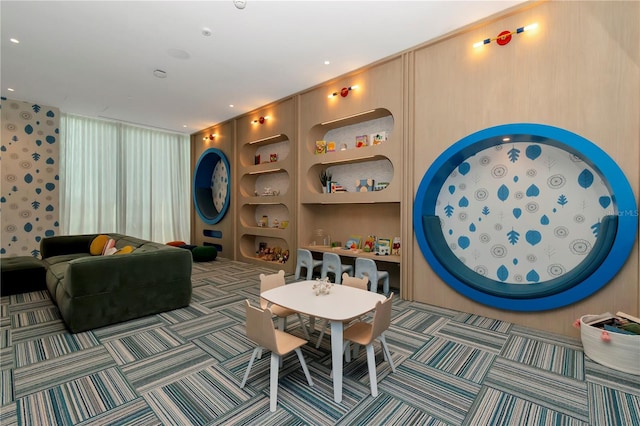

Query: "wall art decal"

xmin=414 ymin=123 xmax=637 ymax=311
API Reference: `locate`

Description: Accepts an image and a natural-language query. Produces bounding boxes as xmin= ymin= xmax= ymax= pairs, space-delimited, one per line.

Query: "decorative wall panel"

xmin=1 ymin=98 xmax=60 ymax=258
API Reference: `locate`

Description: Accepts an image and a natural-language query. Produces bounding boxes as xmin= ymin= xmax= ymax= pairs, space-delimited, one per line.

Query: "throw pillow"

xmin=115 ymin=246 xmax=134 ymax=255
xmin=90 ymin=234 xmax=109 ymax=255
xmin=166 ymin=241 xmax=186 ymax=247
xmin=102 ymin=238 xmax=116 ymax=256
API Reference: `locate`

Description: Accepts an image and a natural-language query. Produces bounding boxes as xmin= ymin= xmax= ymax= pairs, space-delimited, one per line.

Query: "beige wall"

xmin=192 ymin=1 xmax=639 ymax=337
xmin=410 ymin=1 xmax=639 ymax=337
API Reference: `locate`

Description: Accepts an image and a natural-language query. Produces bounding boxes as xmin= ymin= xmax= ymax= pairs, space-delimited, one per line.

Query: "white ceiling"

xmin=1 ymin=1 xmax=525 ymax=134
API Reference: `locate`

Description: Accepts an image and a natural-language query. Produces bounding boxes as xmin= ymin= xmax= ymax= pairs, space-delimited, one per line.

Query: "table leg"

xmin=330 ymin=320 xmax=343 ymax=403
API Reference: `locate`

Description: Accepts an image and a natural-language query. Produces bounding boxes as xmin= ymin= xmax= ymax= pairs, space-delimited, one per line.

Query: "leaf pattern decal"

xmin=507 ymin=228 xmax=520 ymax=245
xmin=525 ymin=144 xmax=541 ymax=160
xmin=497 ymin=265 xmax=509 ymax=282
xmin=578 ymin=169 xmax=594 ymax=189
xmin=557 ymin=194 xmax=568 ymax=206
xmin=507 ymin=146 xmax=520 ymax=163
xmin=497 ymin=184 xmax=509 ymax=201
xmin=444 ymin=204 xmax=454 ymax=218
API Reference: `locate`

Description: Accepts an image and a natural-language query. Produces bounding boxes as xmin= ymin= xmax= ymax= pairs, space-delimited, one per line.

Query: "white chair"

xmin=315 ymin=273 xmax=369 ymax=348
xmin=260 ymin=270 xmax=309 ymax=339
xmin=295 ymin=249 xmax=322 ymax=280
xmin=342 ymin=293 xmax=396 ymax=397
xmin=320 ymin=252 xmax=353 ymax=284
xmin=355 ymin=257 xmax=390 ymax=294
xmin=241 ymin=300 xmax=314 ymax=412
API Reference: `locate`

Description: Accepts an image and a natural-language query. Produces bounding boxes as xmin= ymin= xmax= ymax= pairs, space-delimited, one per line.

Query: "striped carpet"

xmin=1 ymin=258 xmax=638 ymax=425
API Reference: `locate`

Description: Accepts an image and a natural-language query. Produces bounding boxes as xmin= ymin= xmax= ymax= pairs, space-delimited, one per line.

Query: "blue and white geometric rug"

xmin=1 ymin=258 xmax=638 ymax=425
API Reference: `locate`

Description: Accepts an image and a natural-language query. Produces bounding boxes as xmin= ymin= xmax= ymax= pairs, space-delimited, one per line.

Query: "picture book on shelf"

xmin=345 ymin=235 xmax=362 ymax=250
xmin=326 ymin=141 xmax=336 ymax=153
xmin=356 ymin=178 xmax=374 ymax=192
xmin=371 ymin=131 xmax=387 ymax=145
xmin=315 ymin=140 xmax=327 ymax=154
xmin=376 ymin=238 xmax=391 ymax=255
xmin=356 ymin=135 xmax=368 ymax=148
xmin=363 ymin=235 xmax=376 ymax=253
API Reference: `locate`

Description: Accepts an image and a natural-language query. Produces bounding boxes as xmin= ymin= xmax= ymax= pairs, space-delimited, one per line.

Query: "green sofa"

xmin=40 ymin=233 xmax=193 ymax=333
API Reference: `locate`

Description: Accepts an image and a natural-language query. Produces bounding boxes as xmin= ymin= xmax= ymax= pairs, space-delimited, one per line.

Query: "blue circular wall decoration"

xmin=414 ymin=123 xmax=637 ymax=311
xmin=194 ymin=148 xmax=230 ymax=225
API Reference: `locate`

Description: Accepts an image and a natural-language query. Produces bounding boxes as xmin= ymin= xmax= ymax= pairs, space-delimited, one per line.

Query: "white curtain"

xmin=60 ymin=114 xmax=190 ymax=243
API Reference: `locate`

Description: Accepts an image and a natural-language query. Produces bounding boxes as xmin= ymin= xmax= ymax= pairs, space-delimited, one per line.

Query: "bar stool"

xmin=295 ymin=249 xmax=323 ymax=280
xmin=354 ymin=257 xmax=390 ymax=295
xmin=320 ymin=252 xmax=353 ymax=284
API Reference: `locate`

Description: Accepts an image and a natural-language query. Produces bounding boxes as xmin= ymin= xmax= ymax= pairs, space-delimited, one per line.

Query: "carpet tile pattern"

xmin=1 ymin=257 xmax=639 ymax=425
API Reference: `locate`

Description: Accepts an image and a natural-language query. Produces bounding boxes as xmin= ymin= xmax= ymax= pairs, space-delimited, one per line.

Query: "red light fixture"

xmin=252 ymin=115 xmax=269 ymax=124
xmin=202 ymin=133 xmax=217 ymax=141
xmin=473 ymin=23 xmax=538 ymax=48
xmin=328 ymin=84 xmax=359 ymax=98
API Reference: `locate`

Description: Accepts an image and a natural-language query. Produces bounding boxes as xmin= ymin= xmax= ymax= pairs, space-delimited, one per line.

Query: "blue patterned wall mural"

xmin=436 ymin=143 xmax=612 ymax=284
xmin=414 ymin=123 xmax=637 ymax=311
xmin=1 ymin=98 xmax=60 ymax=258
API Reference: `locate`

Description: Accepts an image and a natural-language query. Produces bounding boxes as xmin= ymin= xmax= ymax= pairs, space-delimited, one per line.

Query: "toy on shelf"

xmin=257 ymin=243 xmax=289 ymax=263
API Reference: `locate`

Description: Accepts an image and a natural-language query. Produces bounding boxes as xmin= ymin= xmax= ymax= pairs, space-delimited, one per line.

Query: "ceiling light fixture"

xmin=202 ymin=27 xmax=212 ymax=37
xmin=328 ymin=84 xmax=358 ymax=98
xmin=10 ymin=38 xmax=19 ymax=44
xmin=252 ymin=116 xmax=269 ymax=125
xmin=473 ymin=23 xmax=538 ymax=48
xmin=233 ymin=0 xmax=247 ymax=10
xmin=153 ymin=69 xmax=167 ymax=78
xmin=8 ymin=88 xmax=15 ymax=92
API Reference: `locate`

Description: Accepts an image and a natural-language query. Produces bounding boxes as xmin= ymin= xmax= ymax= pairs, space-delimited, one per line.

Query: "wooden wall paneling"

xmin=410 ymin=0 xmax=639 ymax=336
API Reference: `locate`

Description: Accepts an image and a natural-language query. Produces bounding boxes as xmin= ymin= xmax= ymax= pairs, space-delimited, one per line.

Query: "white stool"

xmin=354 ymin=257 xmax=390 ymax=294
xmin=295 ymin=249 xmax=322 ymax=280
xmin=320 ymin=252 xmax=353 ymax=284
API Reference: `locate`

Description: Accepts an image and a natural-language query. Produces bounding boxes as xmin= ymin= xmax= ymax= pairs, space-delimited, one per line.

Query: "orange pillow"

xmin=90 ymin=234 xmax=109 ymax=255
xmin=166 ymin=241 xmax=186 ymax=247
xmin=115 ymin=246 xmax=134 ymax=255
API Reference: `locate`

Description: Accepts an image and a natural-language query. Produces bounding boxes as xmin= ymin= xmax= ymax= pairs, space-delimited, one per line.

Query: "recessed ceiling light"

xmin=153 ymin=69 xmax=167 ymax=78
xmin=202 ymin=28 xmax=212 ymax=37
xmin=10 ymin=38 xmax=19 ymax=44
xmin=183 ymin=124 xmax=187 ymax=128
xmin=8 ymin=88 xmax=15 ymax=92
xmin=167 ymin=48 xmax=190 ymax=60
xmin=229 ymin=104 xmax=234 ymax=108
xmin=233 ymin=0 xmax=246 ymax=10
xmin=324 ymin=60 xmax=330 ymax=65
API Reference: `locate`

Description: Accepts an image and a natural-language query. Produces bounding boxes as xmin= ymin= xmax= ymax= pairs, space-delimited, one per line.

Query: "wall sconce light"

xmin=202 ymin=133 xmax=217 ymax=141
xmin=328 ymin=84 xmax=359 ymax=98
xmin=473 ymin=23 xmax=538 ymax=48
xmin=252 ymin=116 xmax=270 ymax=124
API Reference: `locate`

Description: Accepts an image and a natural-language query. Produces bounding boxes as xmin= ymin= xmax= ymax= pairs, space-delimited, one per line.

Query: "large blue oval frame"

xmin=193 ymin=148 xmax=231 ymax=225
xmin=414 ymin=123 xmax=637 ymax=311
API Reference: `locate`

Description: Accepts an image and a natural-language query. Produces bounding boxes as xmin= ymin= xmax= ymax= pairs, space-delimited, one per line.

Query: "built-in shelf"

xmin=237 ymin=98 xmax=296 ymax=273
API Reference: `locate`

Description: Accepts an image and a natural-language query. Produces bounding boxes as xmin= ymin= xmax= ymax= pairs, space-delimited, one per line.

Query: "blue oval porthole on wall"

xmin=194 ymin=148 xmax=231 ymax=225
xmin=414 ymin=123 xmax=637 ymax=311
